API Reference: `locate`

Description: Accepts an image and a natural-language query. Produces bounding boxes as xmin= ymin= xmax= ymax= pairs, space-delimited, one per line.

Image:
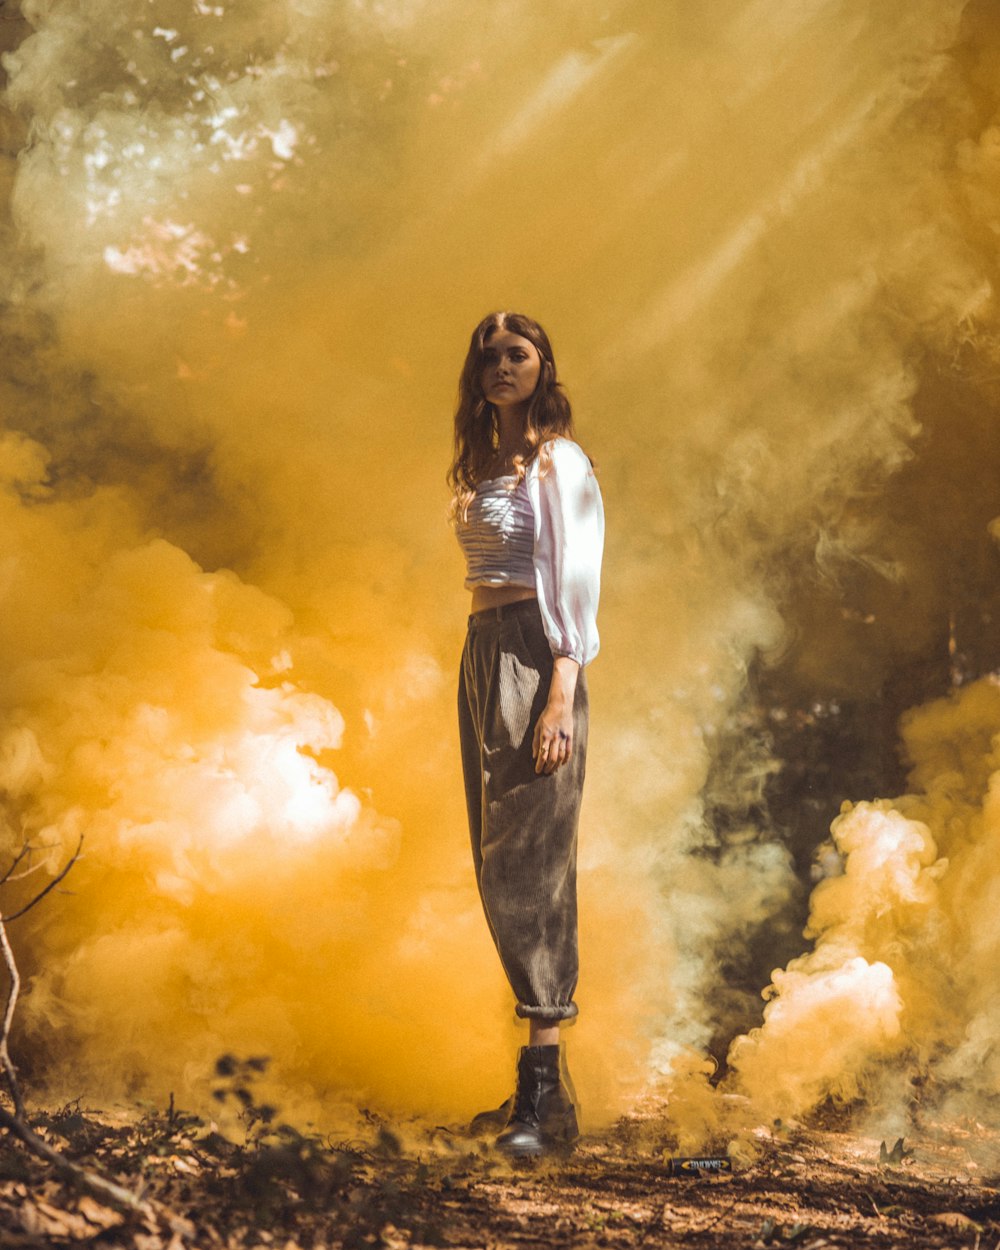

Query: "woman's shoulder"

xmin=535 ymin=436 xmax=595 ymax=478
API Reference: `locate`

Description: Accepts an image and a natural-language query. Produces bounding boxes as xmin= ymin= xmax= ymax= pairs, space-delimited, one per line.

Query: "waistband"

xmin=467 ymin=596 xmax=540 ymax=627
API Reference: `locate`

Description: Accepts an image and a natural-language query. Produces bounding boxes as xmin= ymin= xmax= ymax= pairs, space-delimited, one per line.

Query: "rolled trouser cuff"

xmin=515 ymin=1001 xmax=579 ymax=1022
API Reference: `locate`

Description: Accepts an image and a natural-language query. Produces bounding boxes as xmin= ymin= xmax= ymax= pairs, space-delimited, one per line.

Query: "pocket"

xmin=511 ymin=608 xmax=553 ymax=678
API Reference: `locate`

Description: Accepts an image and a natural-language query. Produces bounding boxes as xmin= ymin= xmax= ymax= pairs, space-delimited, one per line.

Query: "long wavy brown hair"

xmin=447 ymin=311 xmax=578 ymax=518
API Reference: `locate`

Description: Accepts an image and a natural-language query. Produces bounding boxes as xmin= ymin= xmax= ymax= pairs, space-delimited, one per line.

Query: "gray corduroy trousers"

xmin=458 ymin=598 xmax=588 ymax=1021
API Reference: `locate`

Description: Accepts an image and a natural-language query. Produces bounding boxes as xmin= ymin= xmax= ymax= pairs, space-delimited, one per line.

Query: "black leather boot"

xmin=495 ymin=1044 xmax=579 ymax=1158
xmin=468 ymin=1095 xmax=514 ymax=1136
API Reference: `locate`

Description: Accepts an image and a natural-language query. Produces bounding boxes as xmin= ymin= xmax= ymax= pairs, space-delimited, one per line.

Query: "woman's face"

xmin=480 ymin=329 xmax=542 ymax=415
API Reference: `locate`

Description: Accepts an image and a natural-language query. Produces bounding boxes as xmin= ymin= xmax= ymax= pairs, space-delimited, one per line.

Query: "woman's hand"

xmin=532 ymin=657 xmax=580 ymax=774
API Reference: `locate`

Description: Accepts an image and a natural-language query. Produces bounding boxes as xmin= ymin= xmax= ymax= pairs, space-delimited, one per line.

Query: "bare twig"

xmin=0 ymin=1098 xmax=156 ymax=1220
xmin=0 ymin=915 xmax=24 ymax=1117
xmin=6 ymin=854 xmax=59 ymax=884
xmin=0 ymin=835 xmax=83 ymax=1114
xmin=4 ymin=833 xmax=82 ymax=923
xmin=0 ymin=843 xmax=32 ymax=886
xmin=0 ymin=833 xmax=189 ymax=1234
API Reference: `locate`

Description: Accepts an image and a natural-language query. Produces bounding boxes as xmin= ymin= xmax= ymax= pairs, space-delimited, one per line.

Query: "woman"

xmin=450 ymin=311 xmax=604 ymax=1157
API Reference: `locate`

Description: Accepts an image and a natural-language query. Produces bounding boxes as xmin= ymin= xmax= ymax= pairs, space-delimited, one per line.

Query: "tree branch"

xmin=0 ymin=835 xmax=83 ymax=1115
xmin=0 ymin=844 xmax=32 ymax=887
xmin=0 ymin=1099 xmax=158 ymax=1221
xmin=0 ymin=833 xmax=188 ymax=1234
xmin=4 ymin=834 xmax=83 ymax=923
xmin=0 ymin=914 xmax=24 ymax=1118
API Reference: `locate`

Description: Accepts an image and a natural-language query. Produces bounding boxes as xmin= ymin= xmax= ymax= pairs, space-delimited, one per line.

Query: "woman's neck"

xmin=495 ymin=406 xmax=528 ymax=461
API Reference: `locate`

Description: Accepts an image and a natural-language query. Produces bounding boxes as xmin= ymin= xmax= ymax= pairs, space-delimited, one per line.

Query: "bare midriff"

xmin=470 ymin=584 xmax=537 ymax=614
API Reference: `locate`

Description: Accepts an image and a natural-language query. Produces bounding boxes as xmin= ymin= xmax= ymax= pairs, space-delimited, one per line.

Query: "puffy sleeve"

xmin=526 ymin=438 xmax=604 ymax=666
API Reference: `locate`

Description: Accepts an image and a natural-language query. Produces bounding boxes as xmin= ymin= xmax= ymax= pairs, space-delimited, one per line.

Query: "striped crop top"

xmin=455 ymin=475 xmax=535 ymax=590
xmin=453 ymin=438 xmax=604 ymax=666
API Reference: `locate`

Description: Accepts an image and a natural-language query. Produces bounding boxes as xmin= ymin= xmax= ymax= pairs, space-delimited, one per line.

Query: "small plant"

xmin=212 ymin=1053 xmax=277 ymax=1144
xmin=211 ymin=1053 xmax=356 ymax=1218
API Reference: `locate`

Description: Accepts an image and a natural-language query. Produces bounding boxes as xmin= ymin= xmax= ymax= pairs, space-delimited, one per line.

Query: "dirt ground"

xmin=3 ymin=1095 xmax=1000 ymax=1250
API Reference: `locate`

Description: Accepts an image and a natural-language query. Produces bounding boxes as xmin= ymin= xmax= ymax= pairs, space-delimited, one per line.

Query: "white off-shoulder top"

xmin=454 ymin=438 xmax=604 ymax=666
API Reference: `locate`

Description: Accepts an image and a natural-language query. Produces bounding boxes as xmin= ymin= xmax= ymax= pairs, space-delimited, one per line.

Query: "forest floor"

xmin=3 ymin=1088 xmax=1000 ymax=1250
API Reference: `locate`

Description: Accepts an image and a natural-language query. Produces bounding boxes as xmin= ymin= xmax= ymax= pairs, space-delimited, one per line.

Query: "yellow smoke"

xmin=2 ymin=0 xmax=1000 ymax=1134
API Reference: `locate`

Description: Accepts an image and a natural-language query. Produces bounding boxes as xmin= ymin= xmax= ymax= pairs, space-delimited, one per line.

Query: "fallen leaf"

xmin=19 ymin=1200 xmax=92 ymax=1240
xmin=133 ymin=1234 xmax=164 ymax=1250
xmin=930 ymin=1212 xmax=982 ymax=1231
xmin=77 ymin=1196 xmax=122 ymax=1229
xmin=166 ymin=1214 xmax=197 ymax=1240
